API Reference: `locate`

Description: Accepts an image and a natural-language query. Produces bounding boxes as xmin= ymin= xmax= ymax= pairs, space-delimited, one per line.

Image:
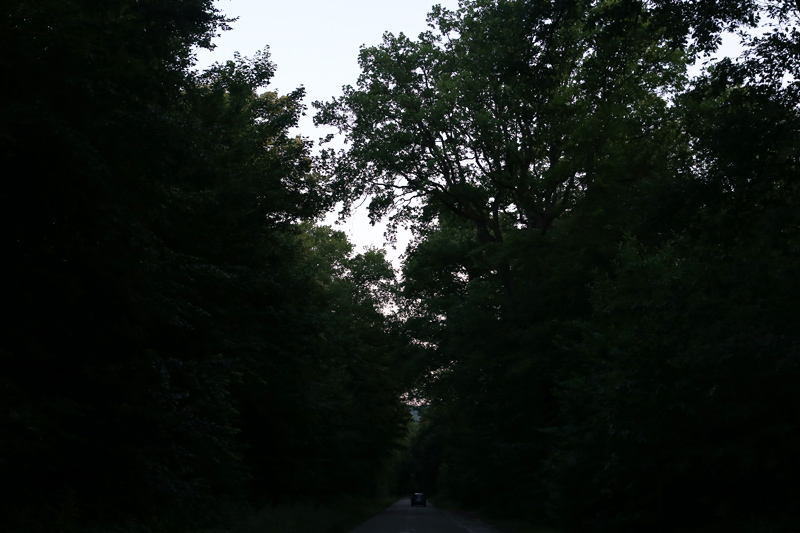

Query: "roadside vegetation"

xmin=317 ymin=0 xmax=800 ymax=530
xmin=83 ymin=496 xmax=398 ymax=533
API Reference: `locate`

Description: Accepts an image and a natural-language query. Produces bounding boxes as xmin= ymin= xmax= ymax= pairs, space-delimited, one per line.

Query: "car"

xmin=411 ymin=492 xmax=427 ymax=507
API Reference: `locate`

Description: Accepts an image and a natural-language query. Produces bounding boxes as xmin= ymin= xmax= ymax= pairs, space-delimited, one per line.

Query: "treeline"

xmin=1 ymin=1 xmax=409 ymax=531
xmin=316 ymin=0 xmax=800 ymax=531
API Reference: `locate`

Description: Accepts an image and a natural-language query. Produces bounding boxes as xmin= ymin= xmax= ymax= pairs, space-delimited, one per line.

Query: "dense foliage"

xmin=1 ymin=1 xmax=408 ymax=531
xmin=5 ymin=0 xmax=800 ymax=531
xmin=316 ymin=0 xmax=800 ymax=531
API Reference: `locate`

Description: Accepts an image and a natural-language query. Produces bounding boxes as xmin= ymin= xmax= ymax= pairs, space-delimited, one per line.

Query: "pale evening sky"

xmin=194 ymin=0 xmax=745 ymax=267
xmin=195 ymin=0 xmax=462 ymax=266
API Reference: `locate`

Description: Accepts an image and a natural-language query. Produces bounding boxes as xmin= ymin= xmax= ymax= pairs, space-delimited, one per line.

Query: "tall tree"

xmin=314 ymin=0 xmax=744 ymax=296
xmin=0 ymin=0 xmax=409 ymax=529
xmin=544 ymin=3 xmax=800 ymax=530
xmin=316 ymin=0 xmax=786 ymax=527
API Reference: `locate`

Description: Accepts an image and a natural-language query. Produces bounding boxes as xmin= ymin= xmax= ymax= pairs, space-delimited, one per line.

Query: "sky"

xmin=194 ymin=0 xmax=462 ymax=267
xmin=194 ymin=0 xmax=746 ymax=267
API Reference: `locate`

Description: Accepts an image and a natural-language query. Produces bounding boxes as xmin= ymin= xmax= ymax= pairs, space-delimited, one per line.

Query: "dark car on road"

xmin=411 ymin=493 xmax=427 ymax=507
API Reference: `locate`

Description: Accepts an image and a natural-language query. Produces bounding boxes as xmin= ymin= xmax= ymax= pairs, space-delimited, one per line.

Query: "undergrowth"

xmin=83 ymin=495 xmax=397 ymax=533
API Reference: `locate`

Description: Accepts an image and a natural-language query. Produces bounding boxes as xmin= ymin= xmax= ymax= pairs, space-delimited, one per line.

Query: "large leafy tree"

xmin=1 ymin=1 xmax=239 ymax=526
xmin=547 ymin=9 xmax=800 ymax=528
xmin=316 ymin=0 xmax=796 ymax=528
xmin=314 ymin=0 xmax=690 ymax=508
xmin=1 ymin=1 xmax=408 ymax=530
xmin=237 ymin=223 xmax=409 ymax=502
xmin=314 ymin=0 xmax=730 ymax=280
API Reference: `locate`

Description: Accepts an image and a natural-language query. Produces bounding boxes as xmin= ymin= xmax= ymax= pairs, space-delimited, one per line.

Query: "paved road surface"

xmin=349 ymin=498 xmax=505 ymax=533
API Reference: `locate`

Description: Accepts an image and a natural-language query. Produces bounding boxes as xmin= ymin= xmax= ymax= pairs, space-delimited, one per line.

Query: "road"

xmin=349 ymin=498 xmax=506 ymax=533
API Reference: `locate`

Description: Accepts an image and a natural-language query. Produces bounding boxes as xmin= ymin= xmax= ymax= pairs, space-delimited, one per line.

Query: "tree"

xmin=315 ymin=0 xmax=707 ymax=295
xmin=1 ymin=0 xmax=410 ymax=529
xmin=316 ymin=0 xmax=787 ymax=527
xmin=0 ymin=1 xmax=243 ymax=527
xmin=545 ymin=5 xmax=800 ymax=529
xmin=235 ymin=223 xmax=409 ymax=502
xmin=313 ymin=0 xmax=687 ymax=515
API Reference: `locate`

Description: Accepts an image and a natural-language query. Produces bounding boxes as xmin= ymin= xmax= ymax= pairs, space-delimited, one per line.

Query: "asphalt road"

xmin=349 ymin=498 xmax=505 ymax=533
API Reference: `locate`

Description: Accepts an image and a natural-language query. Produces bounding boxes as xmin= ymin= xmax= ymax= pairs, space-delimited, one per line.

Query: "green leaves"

xmin=314 ymin=0 xmax=691 ymax=262
xmin=1 ymin=1 xmax=409 ymax=529
xmin=364 ymin=1 xmax=800 ymax=529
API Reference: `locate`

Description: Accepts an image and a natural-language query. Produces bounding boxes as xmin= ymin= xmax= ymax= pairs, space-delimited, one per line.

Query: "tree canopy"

xmin=4 ymin=0 xmax=800 ymax=531
xmin=316 ymin=0 xmax=800 ymax=530
xmin=1 ymin=1 xmax=409 ymax=530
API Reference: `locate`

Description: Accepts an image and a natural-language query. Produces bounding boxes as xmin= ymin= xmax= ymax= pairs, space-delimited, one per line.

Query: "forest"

xmin=1 ymin=0 xmax=799 ymax=532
